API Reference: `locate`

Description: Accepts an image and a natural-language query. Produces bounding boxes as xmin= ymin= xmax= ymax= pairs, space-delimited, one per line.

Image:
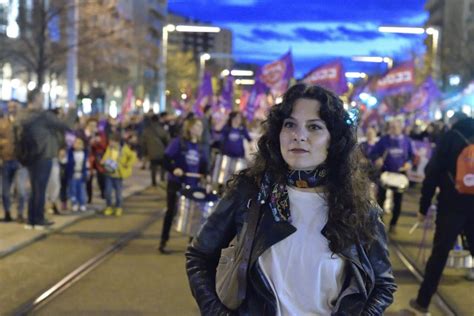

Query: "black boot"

xmin=2 ymin=212 xmax=12 ymax=222
xmin=158 ymin=241 xmax=170 ymax=254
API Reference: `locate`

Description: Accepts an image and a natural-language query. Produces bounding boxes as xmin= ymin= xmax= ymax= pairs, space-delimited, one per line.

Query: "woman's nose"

xmin=292 ymin=128 xmax=308 ymax=142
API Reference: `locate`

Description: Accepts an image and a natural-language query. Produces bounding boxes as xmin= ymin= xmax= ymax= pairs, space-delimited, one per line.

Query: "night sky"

xmin=168 ymin=0 xmax=428 ymax=78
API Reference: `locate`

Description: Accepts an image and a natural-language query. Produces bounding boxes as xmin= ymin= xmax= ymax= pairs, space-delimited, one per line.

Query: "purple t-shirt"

xmin=371 ymin=135 xmax=414 ymax=172
xmin=220 ymin=126 xmax=251 ymax=158
xmin=165 ymin=138 xmax=208 ymax=186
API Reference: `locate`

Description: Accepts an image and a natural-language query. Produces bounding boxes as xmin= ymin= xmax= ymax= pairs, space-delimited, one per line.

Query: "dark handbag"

xmin=215 ymin=198 xmax=261 ymax=310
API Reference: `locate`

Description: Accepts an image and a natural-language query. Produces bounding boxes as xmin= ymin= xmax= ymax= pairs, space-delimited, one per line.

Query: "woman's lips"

xmin=289 ymin=149 xmax=309 ymax=153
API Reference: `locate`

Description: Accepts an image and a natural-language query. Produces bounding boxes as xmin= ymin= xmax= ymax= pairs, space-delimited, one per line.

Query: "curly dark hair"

xmin=228 ymin=83 xmax=375 ymax=253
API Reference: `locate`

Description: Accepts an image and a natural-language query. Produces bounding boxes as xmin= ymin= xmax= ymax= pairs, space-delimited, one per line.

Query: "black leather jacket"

xmin=186 ymin=178 xmax=396 ymax=315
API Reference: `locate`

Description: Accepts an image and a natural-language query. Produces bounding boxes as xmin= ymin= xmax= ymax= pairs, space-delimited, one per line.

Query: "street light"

xmin=352 ymin=56 xmax=393 ymax=69
xmin=378 ymin=25 xmax=440 ymax=79
xmin=158 ymin=24 xmax=221 ymax=112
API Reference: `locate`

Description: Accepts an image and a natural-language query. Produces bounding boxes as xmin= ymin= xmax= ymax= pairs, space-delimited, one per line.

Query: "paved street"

xmin=0 ymin=176 xmax=472 ymax=315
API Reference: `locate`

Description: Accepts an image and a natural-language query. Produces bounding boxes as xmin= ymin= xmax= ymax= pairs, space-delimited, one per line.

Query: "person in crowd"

xmin=360 ymin=127 xmax=378 ymax=158
xmin=359 ymin=127 xmax=380 ymax=200
xmin=201 ymin=104 xmax=213 ymax=166
xmin=58 ymin=147 xmax=69 ymax=211
xmin=101 ymin=133 xmax=137 ymax=217
xmin=86 ymin=118 xmax=108 ymax=203
xmin=18 ymin=89 xmax=76 ymax=229
xmin=66 ymin=138 xmax=89 ymax=212
xmin=410 ymin=112 xmax=474 ymax=314
xmin=371 ymin=118 xmax=414 ymax=233
xmin=158 ymin=118 xmax=209 ymax=254
xmin=141 ymin=114 xmax=169 ymax=187
xmin=45 ymin=108 xmax=67 ymax=215
xmin=186 ymin=84 xmax=396 ymax=315
xmin=0 ymin=100 xmax=28 ymax=222
xmin=219 ymin=111 xmax=252 ymax=159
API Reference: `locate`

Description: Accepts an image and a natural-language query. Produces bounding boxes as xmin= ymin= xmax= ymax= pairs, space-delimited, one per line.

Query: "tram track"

xmin=12 ymin=210 xmax=163 ymax=316
xmin=390 ymin=238 xmax=458 ymax=316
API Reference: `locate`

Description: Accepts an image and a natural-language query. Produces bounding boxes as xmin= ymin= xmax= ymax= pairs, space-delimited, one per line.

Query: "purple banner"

xmin=220 ymin=75 xmax=234 ymax=111
xmin=193 ymin=71 xmax=213 ymax=116
xmin=375 ymin=62 xmax=415 ymax=96
xmin=404 ymin=76 xmax=440 ymax=115
xmin=302 ymin=60 xmax=348 ymax=95
xmin=258 ymin=50 xmax=294 ymax=97
xmin=245 ymin=80 xmax=267 ymax=121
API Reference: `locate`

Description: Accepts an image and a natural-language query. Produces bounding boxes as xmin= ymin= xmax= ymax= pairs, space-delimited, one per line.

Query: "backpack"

xmin=14 ymin=116 xmax=42 ymax=166
xmin=452 ymin=129 xmax=474 ymax=194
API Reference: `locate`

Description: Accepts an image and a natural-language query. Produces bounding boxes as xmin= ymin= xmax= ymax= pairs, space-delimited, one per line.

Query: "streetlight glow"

xmin=175 ymin=25 xmax=220 ymax=33
xmin=201 ymin=53 xmax=211 ymax=61
xmin=230 ymin=70 xmax=254 ymax=76
xmin=235 ymin=79 xmax=255 ymax=85
xmin=378 ymin=26 xmax=425 ymax=34
xmin=221 ymin=69 xmax=230 ymax=77
xmin=352 ymin=56 xmax=384 ymax=63
xmin=345 ymin=72 xmax=367 ymax=79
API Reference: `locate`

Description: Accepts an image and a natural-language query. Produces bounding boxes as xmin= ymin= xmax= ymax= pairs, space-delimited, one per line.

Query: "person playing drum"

xmin=158 ymin=117 xmax=210 ymax=254
xmin=371 ymin=118 xmax=414 ymax=234
xmin=186 ymin=84 xmax=396 ymax=315
xmin=219 ymin=111 xmax=252 ymax=159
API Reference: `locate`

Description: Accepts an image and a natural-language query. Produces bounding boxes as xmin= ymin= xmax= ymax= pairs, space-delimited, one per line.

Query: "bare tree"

xmin=0 ymin=0 xmax=135 ymax=89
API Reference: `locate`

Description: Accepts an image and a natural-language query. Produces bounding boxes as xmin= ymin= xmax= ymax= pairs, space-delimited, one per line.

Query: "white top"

xmin=258 ymin=186 xmax=345 ymax=316
xmin=73 ymin=151 xmax=85 ymax=179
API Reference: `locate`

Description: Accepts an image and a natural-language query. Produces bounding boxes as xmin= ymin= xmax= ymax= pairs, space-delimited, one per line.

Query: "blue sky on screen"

xmin=168 ymin=0 xmax=428 ymax=78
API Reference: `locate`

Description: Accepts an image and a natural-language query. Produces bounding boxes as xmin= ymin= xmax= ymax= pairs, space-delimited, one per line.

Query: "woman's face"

xmin=231 ymin=114 xmax=242 ymax=128
xmin=190 ymin=121 xmax=203 ymax=139
xmin=279 ymin=98 xmax=331 ymax=170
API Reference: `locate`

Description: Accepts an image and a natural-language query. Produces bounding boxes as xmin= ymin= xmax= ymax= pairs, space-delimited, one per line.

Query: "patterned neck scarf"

xmin=258 ymin=165 xmax=328 ymax=223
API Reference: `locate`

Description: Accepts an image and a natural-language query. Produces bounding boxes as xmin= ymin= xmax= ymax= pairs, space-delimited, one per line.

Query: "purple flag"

xmin=245 ymin=80 xmax=267 ymax=122
xmin=219 ymin=75 xmax=234 ymax=111
xmin=258 ymin=50 xmax=294 ymax=97
xmin=302 ymin=60 xmax=348 ymax=95
xmin=375 ymin=62 xmax=415 ymax=96
xmin=403 ymin=76 xmax=441 ymax=115
xmin=193 ymin=71 xmax=213 ymax=116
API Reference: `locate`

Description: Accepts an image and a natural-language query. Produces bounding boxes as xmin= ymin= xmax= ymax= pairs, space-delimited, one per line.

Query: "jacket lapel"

xmin=250 ymin=203 xmax=296 ymax=266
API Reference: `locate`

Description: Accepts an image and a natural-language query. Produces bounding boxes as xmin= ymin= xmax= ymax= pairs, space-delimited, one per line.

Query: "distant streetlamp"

xmin=378 ymin=25 xmax=440 ymax=79
xmin=352 ymin=56 xmax=393 ymax=69
xmin=158 ymin=24 xmax=220 ymax=112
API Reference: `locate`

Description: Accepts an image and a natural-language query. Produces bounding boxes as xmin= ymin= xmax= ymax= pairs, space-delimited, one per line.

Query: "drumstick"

xmin=184 ymin=172 xmax=204 ymax=178
xmin=409 ymin=221 xmax=420 ymax=235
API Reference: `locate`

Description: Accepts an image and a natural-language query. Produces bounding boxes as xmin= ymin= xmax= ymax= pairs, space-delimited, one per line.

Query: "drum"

xmin=211 ymin=154 xmax=247 ymax=185
xmin=380 ymin=172 xmax=409 ymax=192
xmin=174 ymin=186 xmax=219 ymax=236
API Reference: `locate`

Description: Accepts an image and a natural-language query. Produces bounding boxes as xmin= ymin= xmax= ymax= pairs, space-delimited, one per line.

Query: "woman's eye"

xmin=308 ymin=124 xmax=322 ymax=131
xmin=283 ymin=121 xmax=295 ymax=128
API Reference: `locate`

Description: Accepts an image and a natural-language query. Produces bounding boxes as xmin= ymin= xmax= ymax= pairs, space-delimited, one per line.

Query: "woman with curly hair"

xmin=186 ymin=84 xmax=396 ymax=315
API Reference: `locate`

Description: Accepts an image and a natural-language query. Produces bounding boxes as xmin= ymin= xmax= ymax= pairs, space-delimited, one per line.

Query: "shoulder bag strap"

xmin=237 ymin=198 xmax=261 ymax=300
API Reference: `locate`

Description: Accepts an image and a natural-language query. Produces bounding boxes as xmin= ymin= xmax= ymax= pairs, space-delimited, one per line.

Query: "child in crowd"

xmin=66 ymin=138 xmax=89 ymax=212
xmin=101 ymin=133 xmax=137 ymax=216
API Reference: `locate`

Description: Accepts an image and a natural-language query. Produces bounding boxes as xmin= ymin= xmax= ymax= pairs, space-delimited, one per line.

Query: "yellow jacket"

xmin=101 ymin=143 xmax=137 ymax=179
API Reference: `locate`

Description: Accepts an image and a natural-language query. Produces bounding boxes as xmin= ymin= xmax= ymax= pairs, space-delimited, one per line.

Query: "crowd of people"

xmin=1 ymin=83 xmax=473 ymax=315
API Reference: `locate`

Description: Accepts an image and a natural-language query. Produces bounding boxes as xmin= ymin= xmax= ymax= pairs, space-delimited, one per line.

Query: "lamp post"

xmin=378 ymin=25 xmax=440 ymax=80
xmin=158 ymin=24 xmax=220 ymax=112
